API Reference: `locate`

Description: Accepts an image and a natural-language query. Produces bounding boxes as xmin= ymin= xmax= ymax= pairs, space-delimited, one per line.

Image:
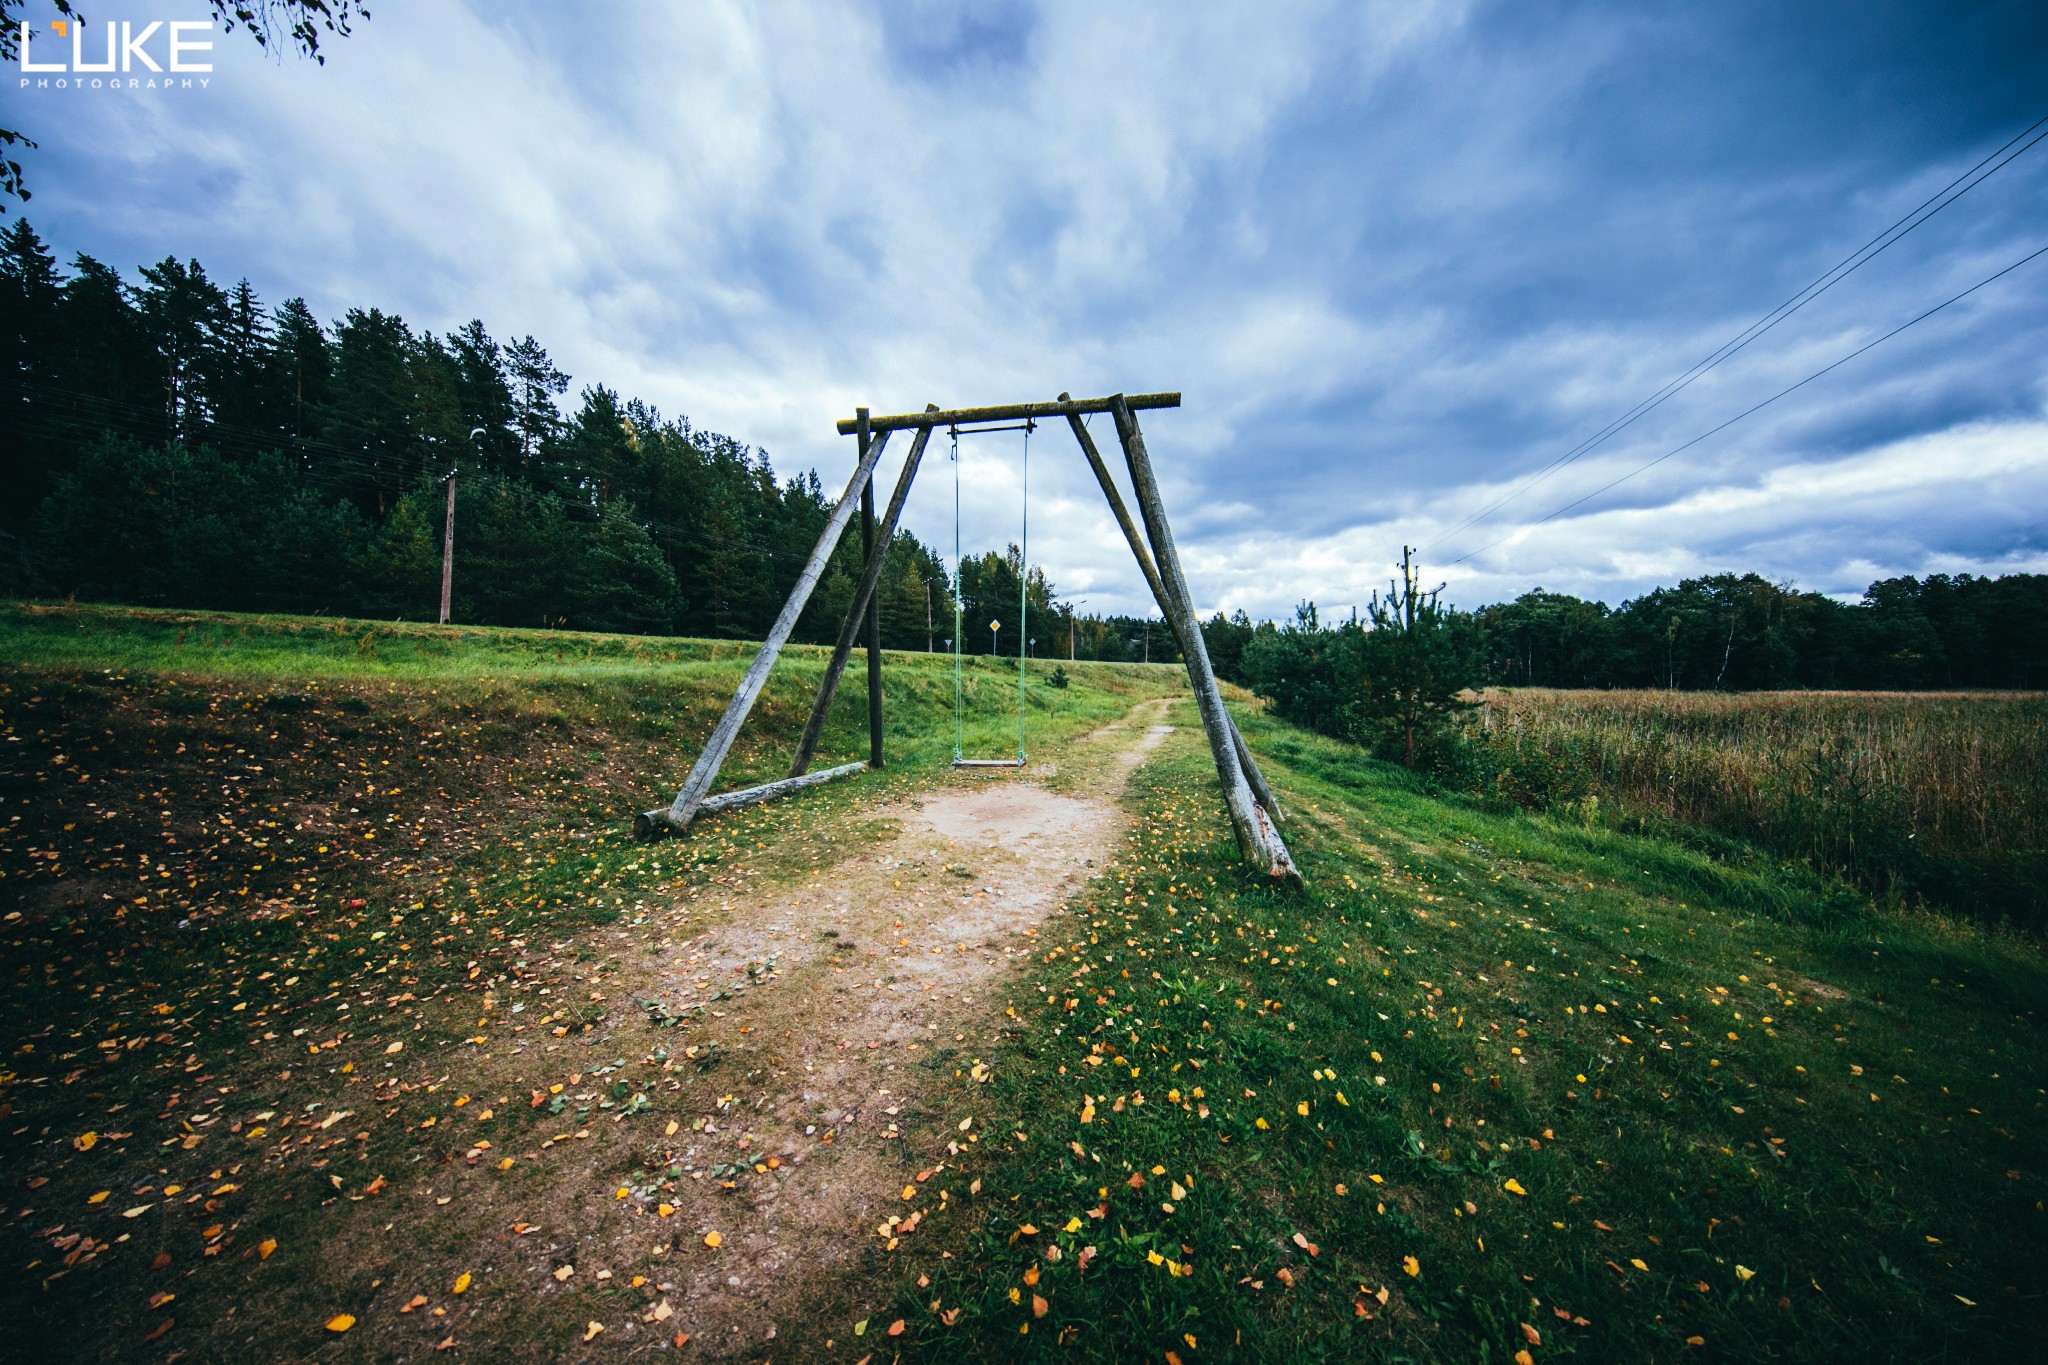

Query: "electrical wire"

xmin=1422 ymin=111 xmax=2048 ymax=556
xmin=1444 ymin=239 xmax=2048 ymax=567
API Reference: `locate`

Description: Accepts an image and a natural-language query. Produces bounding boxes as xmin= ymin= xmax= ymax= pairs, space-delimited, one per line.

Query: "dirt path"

xmin=550 ymin=698 xmax=1177 ymax=1356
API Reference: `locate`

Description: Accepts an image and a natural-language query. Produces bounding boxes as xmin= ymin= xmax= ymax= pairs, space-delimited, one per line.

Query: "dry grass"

xmin=1466 ymin=689 xmax=2048 ymax=922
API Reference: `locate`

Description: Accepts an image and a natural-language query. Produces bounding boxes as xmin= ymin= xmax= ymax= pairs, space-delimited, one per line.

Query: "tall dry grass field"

xmin=1466 ymin=688 xmax=2048 ymax=924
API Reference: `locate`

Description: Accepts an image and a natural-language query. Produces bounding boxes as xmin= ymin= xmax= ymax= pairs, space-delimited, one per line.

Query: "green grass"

xmin=2 ymin=603 xmax=2043 ymax=1362
xmin=0 ymin=602 xmax=1184 ymax=1361
xmin=879 ymin=711 xmax=2048 ymax=1361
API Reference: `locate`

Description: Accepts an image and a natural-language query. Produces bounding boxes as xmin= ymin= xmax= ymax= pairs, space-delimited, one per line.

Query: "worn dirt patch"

xmin=510 ymin=699 xmax=1178 ymax=1356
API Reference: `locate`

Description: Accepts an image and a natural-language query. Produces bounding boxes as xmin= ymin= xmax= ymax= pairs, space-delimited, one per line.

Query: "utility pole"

xmin=441 ymin=428 xmax=486 ymax=625
xmin=925 ymin=575 xmax=933 ymax=653
xmin=1068 ymin=598 xmax=1087 ymax=660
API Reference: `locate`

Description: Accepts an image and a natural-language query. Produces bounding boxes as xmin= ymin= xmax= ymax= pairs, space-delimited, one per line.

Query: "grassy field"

xmin=2 ymin=603 xmax=2044 ymax=1362
xmin=1458 ymin=688 xmax=2048 ymax=929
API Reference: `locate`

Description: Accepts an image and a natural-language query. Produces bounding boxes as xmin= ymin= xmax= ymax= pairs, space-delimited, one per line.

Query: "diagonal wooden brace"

xmin=638 ymin=422 xmax=895 ymax=837
xmin=1062 ymin=397 xmax=1283 ymax=824
xmin=789 ymin=411 xmax=938 ymax=777
xmin=1109 ymin=395 xmax=1300 ymax=884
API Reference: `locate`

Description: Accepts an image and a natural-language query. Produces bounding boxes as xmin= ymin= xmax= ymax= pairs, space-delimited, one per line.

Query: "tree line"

xmin=0 ymin=218 xmax=955 ymax=644
xmin=1202 ymin=563 xmax=2048 ymax=766
xmin=7 ymin=220 xmax=2042 ymax=695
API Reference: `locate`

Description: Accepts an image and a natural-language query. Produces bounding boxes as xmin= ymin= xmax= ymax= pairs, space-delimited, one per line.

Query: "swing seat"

xmin=953 ymin=757 xmax=1025 ymax=768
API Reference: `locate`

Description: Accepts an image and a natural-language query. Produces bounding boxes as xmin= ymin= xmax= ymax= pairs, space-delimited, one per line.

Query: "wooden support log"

xmin=1110 ymin=395 xmax=1301 ymax=885
xmin=1062 ymin=397 xmax=1283 ymax=824
xmin=788 ymin=414 xmax=936 ymax=777
xmin=635 ymin=761 xmax=865 ymax=836
xmin=645 ymin=421 xmax=895 ymax=836
xmin=862 ymin=411 xmax=886 ymax=769
xmin=837 ymin=392 xmax=1180 ymax=435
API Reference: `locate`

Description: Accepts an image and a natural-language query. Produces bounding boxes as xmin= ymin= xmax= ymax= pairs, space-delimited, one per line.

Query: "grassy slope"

xmin=2 ymin=603 xmax=2043 ymax=1362
xmin=0 ymin=603 xmax=1180 ymax=1360
xmin=887 ymin=712 xmax=2048 ymax=1361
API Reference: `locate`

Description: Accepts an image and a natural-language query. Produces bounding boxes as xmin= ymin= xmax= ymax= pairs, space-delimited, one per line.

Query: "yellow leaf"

xmin=1170 ymin=1182 xmax=1187 ymax=1202
xmin=1630 ymin=1258 xmax=1649 ymax=1272
xmin=1403 ymin=1256 xmax=1420 ymax=1277
xmin=1503 ymin=1178 xmax=1528 ymax=1197
xmin=704 ymin=1231 xmax=722 ymax=1248
xmin=385 ymin=1042 xmax=404 ymax=1054
xmin=1296 ymin=1102 xmax=1310 ymax=1117
xmin=1062 ymin=1216 xmax=1082 ymax=1233
xmin=657 ymin=1203 xmax=675 ymax=1217
xmin=583 ymin=1321 xmax=604 ymax=1342
xmin=73 ymin=1131 xmax=97 ymax=1151
xmin=1735 ymin=1265 xmax=1755 ymax=1281
xmin=453 ymin=1272 xmax=471 ymax=1295
xmin=258 ymin=1238 xmax=277 ymax=1260
xmin=326 ymin=1314 xmax=356 ymax=1333
xmin=87 ymin=1190 xmax=110 ymax=1204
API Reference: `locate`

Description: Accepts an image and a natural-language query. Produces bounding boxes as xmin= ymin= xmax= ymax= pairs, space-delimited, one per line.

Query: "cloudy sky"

xmin=12 ymin=0 xmax=2048 ymax=618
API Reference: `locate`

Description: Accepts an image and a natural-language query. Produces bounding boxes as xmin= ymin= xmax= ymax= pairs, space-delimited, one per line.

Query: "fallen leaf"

xmin=401 ymin=1295 xmax=429 ymax=1313
xmin=326 ymin=1314 xmax=356 ymax=1333
xmin=1032 ymin=1295 xmax=1049 ymax=1318
xmin=1520 ymin=1322 xmax=1541 ymax=1346
xmin=554 ymin=1265 xmax=575 ymax=1281
xmin=888 ymin=1318 xmax=907 ymax=1335
xmin=453 ymin=1272 xmax=471 ymax=1295
xmin=1736 ymin=1265 xmax=1755 ymax=1281
xmin=258 ymin=1238 xmax=277 ymax=1260
xmin=87 ymin=1190 xmax=110 ymax=1205
xmin=704 ymin=1231 xmax=722 ymax=1248
xmin=1403 ymin=1256 xmax=1420 ymax=1278
xmin=583 ymin=1321 xmax=604 ymax=1342
xmin=1503 ymin=1178 xmax=1528 ymax=1197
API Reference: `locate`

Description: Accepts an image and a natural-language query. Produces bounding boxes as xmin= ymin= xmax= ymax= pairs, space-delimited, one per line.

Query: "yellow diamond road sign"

xmin=990 ymin=619 xmax=1002 ymax=630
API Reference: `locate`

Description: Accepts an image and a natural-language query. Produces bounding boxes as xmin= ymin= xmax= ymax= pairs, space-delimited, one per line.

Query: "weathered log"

xmin=635 ymin=761 xmax=866 ymax=837
xmin=836 ymin=392 xmax=1179 ymax=435
xmin=862 ymin=410 xmax=886 ymax=769
xmin=647 ymin=422 xmax=894 ymax=835
xmin=788 ymin=414 xmax=937 ymax=777
xmin=1111 ymin=396 xmax=1300 ymax=884
xmin=1062 ymin=397 xmax=1283 ymax=824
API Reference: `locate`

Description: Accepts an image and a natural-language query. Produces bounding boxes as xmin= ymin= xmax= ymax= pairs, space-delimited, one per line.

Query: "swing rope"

xmin=948 ymin=419 xmax=1032 ymax=767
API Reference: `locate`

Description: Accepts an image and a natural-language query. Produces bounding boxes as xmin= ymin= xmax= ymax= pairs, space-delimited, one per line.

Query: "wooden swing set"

xmin=633 ymin=392 xmax=1299 ymax=884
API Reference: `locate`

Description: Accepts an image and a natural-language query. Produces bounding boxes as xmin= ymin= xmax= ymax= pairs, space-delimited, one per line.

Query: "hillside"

xmin=1 ymin=603 xmax=2042 ymax=1362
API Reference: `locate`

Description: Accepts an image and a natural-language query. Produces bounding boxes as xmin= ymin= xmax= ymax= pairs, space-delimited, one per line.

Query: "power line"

xmin=1444 ymin=239 xmax=2048 ymax=567
xmin=1421 ymin=111 xmax=2048 ymax=556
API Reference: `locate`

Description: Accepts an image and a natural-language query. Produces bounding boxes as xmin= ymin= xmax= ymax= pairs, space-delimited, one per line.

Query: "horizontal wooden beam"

xmin=836 ymin=392 xmax=1179 ymax=435
xmin=635 ymin=761 xmax=867 ymax=838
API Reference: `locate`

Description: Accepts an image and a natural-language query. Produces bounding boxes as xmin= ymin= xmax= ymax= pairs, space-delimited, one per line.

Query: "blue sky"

xmin=9 ymin=1 xmax=2047 ymax=619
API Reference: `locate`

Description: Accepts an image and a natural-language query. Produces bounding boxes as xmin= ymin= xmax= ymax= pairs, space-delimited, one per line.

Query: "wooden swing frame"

xmin=633 ymin=391 xmax=1300 ymax=884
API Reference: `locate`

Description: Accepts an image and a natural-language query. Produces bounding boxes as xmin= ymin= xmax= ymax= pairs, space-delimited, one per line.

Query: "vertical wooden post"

xmin=789 ymin=413 xmax=936 ymax=777
xmin=646 ymin=419 xmax=895 ymax=834
xmin=861 ymin=410 xmax=886 ymax=769
xmin=1062 ymin=398 xmax=1283 ymax=822
xmin=1109 ymin=395 xmax=1299 ymax=882
xmin=438 ymin=472 xmax=456 ymax=625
